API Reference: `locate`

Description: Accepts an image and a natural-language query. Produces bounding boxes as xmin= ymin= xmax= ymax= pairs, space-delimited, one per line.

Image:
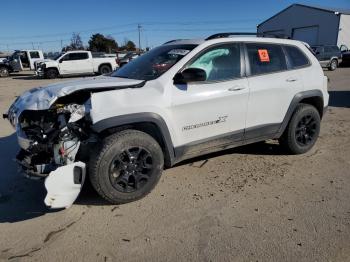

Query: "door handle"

xmin=228 ymin=86 xmax=246 ymax=91
xmin=286 ymin=78 xmax=298 ymax=82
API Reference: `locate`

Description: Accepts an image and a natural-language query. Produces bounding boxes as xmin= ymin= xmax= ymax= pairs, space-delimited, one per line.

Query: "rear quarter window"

xmin=284 ymin=45 xmax=310 ymax=68
xmin=246 ymin=43 xmax=287 ymax=75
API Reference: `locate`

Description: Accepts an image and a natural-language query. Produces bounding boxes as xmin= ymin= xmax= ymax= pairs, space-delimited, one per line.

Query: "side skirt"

xmin=174 ymin=123 xmax=280 ymax=164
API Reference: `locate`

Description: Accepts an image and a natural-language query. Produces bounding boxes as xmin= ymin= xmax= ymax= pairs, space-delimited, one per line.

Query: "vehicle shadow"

xmin=11 ymin=76 xmax=42 ymax=80
xmin=0 ymin=133 xmax=57 ymax=223
xmin=328 ymin=91 xmax=350 ymax=108
xmin=175 ymin=141 xmax=284 ymax=168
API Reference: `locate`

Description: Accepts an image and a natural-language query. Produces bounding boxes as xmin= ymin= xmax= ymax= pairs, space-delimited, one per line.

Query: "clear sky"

xmin=1 ymin=0 xmax=349 ymax=52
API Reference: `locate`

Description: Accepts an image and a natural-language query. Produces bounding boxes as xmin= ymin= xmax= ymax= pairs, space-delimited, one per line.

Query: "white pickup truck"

xmin=35 ymin=50 xmax=118 ymax=79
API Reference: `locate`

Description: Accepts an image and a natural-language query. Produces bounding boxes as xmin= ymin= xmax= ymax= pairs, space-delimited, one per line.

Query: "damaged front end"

xmin=10 ymin=99 xmax=92 ymax=208
xmin=4 ymin=77 xmax=146 ymax=208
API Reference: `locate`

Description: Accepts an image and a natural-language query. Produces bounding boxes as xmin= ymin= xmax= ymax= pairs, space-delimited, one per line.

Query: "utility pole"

xmin=138 ymin=24 xmax=142 ymax=54
xmin=60 ymin=39 xmax=63 ymax=50
xmin=31 ymin=42 xmax=35 ymax=49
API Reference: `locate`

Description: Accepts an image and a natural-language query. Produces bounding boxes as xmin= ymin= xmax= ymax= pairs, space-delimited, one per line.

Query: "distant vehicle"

xmin=311 ymin=45 xmax=342 ymax=71
xmin=35 ymin=50 xmax=119 ymax=79
xmin=340 ymin=45 xmax=350 ymax=66
xmin=117 ymin=51 xmax=139 ymax=67
xmin=0 ymin=50 xmax=44 ymax=77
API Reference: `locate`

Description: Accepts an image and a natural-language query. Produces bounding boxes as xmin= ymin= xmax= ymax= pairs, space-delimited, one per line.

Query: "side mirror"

xmin=173 ymin=68 xmax=207 ymax=84
xmin=59 ymin=59 xmax=64 ymax=63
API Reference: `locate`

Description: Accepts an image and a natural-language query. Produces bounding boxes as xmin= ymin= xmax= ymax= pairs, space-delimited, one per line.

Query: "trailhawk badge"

xmin=182 ymin=116 xmax=228 ymax=131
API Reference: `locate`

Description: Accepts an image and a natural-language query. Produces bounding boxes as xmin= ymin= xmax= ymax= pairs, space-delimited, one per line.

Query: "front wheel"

xmin=279 ymin=104 xmax=321 ymax=154
xmin=89 ymin=130 xmax=164 ymax=204
xmin=0 ymin=66 xmax=9 ymax=77
xmin=329 ymin=59 xmax=338 ymax=71
xmin=45 ymin=68 xmax=58 ymax=79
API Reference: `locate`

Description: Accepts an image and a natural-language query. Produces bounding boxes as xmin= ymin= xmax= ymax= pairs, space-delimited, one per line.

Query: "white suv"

xmin=4 ymin=33 xmax=329 ymax=208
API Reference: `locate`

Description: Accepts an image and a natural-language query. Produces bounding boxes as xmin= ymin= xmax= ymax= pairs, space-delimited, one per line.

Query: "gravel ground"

xmin=0 ymin=69 xmax=349 ymax=262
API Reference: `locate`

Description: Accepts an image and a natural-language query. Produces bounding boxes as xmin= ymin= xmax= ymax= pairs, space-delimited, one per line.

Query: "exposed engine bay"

xmin=4 ymin=76 xmax=146 ymax=209
xmin=14 ymin=99 xmax=93 ymax=209
xmin=16 ymin=102 xmax=90 ymax=178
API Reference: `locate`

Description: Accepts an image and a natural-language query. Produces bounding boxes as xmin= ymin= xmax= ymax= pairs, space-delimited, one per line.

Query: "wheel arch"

xmin=92 ymin=113 xmax=175 ymax=168
xmin=98 ymin=63 xmax=112 ymax=72
xmin=276 ymin=90 xmax=324 ymax=137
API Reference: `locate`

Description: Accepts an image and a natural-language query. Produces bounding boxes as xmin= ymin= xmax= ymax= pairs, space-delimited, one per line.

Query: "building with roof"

xmin=257 ymin=4 xmax=350 ymax=48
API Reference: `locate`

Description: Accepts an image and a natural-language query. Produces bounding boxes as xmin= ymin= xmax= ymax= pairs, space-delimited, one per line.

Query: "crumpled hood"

xmin=9 ymin=76 xmax=144 ymax=114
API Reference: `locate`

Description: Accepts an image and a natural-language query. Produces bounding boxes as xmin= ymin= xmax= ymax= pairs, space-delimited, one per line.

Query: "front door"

xmin=58 ymin=52 xmax=92 ymax=74
xmin=170 ymin=43 xmax=249 ymax=156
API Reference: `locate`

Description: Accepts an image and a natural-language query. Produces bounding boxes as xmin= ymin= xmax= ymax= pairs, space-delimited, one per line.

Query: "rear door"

xmin=244 ymin=42 xmax=304 ymax=140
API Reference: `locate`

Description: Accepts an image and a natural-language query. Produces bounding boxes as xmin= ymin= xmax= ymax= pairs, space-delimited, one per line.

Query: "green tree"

xmin=62 ymin=32 xmax=84 ymax=51
xmin=119 ymin=39 xmax=136 ymax=51
xmin=88 ymin=33 xmax=118 ymax=53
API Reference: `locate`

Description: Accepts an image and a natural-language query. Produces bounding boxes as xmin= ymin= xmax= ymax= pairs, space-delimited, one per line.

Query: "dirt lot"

xmin=0 ymin=69 xmax=349 ymax=262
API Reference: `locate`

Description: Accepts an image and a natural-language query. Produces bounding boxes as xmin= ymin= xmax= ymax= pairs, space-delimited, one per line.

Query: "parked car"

xmin=340 ymin=45 xmax=350 ymax=66
xmin=0 ymin=50 xmax=44 ymax=77
xmin=117 ymin=51 xmax=139 ymax=67
xmin=35 ymin=50 xmax=118 ymax=78
xmin=311 ymin=45 xmax=342 ymax=71
xmin=4 ymin=33 xmax=328 ymax=208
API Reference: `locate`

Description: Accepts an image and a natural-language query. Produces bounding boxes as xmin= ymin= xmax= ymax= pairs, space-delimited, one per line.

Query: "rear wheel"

xmin=329 ymin=59 xmax=338 ymax=71
xmin=0 ymin=66 xmax=9 ymax=77
xmin=279 ymin=104 xmax=321 ymax=154
xmin=99 ymin=64 xmax=112 ymax=75
xmin=89 ymin=130 xmax=164 ymax=204
xmin=45 ymin=68 xmax=58 ymax=79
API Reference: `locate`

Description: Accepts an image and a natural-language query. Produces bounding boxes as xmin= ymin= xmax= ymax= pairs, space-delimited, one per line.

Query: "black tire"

xmin=329 ymin=59 xmax=338 ymax=71
xmin=99 ymin=64 xmax=112 ymax=75
xmin=0 ymin=66 xmax=9 ymax=77
xmin=279 ymin=104 xmax=321 ymax=154
xmin=45 ymin=68 xmax=58 ymax=79
xmin=89 ymin=130 xmax=164 ymax=204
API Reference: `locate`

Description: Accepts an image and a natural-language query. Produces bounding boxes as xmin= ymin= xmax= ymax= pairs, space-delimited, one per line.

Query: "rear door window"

xmin=29 ymin=51 xmax=40 ymax=59
xmin=246 ymin=43 xmax=287 ymax=75
xmin=284 ymin=45 xmax=309 ymax=68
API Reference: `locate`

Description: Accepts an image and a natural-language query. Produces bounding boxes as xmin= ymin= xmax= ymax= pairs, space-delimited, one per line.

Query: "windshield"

xmin=112 ymin=44 xmax=197 ymax=81
xmin=53 ymin=53 xmax=64 ymax=60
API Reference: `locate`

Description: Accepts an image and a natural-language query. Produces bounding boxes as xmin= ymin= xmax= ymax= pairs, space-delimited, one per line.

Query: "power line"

xmin=0 ymin=18 xmax=261 ymax=40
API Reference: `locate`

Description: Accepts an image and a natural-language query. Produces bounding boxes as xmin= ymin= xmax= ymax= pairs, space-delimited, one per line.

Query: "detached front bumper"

xmin=35 ymin=69 xmax=45 ymax=77
xmin=44 ymin=162 xmax=86 ymax=209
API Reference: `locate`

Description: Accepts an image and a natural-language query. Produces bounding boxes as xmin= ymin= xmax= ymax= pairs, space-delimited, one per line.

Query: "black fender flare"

xmin=92 ymin=113 xmax=175 ymax=166
xmin=276 ymin=89 xmax=324 ymax=137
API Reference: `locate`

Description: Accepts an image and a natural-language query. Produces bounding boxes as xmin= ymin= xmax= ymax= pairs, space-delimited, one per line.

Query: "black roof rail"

xmin=163 ymin=39 xmax=188 ymax=45
xmin=205 ymin=32 xmax=290 ymax=40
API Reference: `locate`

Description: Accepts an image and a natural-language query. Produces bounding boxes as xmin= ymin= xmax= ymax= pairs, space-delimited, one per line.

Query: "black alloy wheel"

xmin=109 ymin=147 xmax=153 ymax=193
xmin=295 ymin=115 xmax=318 ymax=146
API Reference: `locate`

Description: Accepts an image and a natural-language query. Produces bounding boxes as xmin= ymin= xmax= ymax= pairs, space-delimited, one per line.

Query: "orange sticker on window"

xmin=258 ymin=49 xmax=270 ymax=62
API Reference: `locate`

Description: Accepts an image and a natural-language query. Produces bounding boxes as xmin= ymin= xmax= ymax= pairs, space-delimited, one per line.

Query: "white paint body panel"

xmin=44 ymin=162 xmax=86 ymax=209
xmin=338 ymin=14 xmax=350 ymax=48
